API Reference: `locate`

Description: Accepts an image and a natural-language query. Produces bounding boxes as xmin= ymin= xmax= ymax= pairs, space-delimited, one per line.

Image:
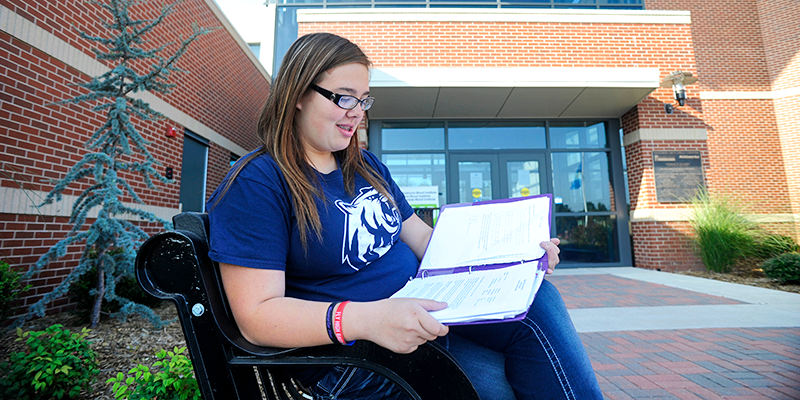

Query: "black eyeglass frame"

xmin=310 ymin=84 xmax=375 ymax=111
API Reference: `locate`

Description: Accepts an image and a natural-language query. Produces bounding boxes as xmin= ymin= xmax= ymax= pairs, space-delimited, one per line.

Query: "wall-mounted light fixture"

xmin=661 ymin=71 xmax=698 ymax=113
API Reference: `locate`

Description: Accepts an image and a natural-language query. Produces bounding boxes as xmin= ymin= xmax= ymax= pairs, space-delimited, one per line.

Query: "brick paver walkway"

xmin=552 ymin=273 xmax=800 ymax=399
xmin=583 ymin=328 xmax=800 ymax=399
xmin=549 ymin=275 xmax=743 ymax=309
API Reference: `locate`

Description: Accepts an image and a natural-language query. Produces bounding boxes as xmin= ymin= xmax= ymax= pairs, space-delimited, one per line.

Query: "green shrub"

xmin=762 ymin=252 xmax=800 ymax=284
xmin=0 ymin=260 xmax=31 ymax=324
xmin=107 ymin=346 xmax=201 ymax=400
xmin=0 ymin=324 xmax=99 ymax=399
xmin=749 ymin=233 xmax=800 ymax=260
xmin=689 ymin=190 xmax=757 ymax=273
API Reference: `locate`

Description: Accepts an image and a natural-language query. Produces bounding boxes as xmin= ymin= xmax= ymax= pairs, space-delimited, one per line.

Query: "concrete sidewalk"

xmin=551 ymin=267 xmax=800 ymax=399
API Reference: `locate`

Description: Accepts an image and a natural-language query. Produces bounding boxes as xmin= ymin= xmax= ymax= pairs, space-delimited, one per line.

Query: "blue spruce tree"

xmin=18 ymin=0 xmax=210 ymax=328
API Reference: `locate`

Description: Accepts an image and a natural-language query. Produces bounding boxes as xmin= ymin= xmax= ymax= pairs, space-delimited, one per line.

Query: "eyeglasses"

xmin=310 ymin=84 xmax=375 ymax=111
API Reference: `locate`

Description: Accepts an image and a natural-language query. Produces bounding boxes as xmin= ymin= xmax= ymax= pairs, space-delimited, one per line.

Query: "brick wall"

xmin=1 ymin=0 xmax=265 ymax=157
xmin=701 ymin=99 xmax=790 ymax=212
xmin=774 ymin=95 xmax=800 ymax=238
xmin=1 ymin=0 xmax=268 ymax=316
xmin=645 ymin=0 xmax=797 ymax=215
xmin=628 ymin=0 xmax=798 ymax=266
xmin=647 ymin=0 xmax=772 ymax=91
xmin=631 ymin=221 xmax=704 ymax=272
xmin=207 ymin=142 xmax=233 ymax=204
xmin=623 ymin=139 xmax=710 ymax=212
xmin=300 ymin=19 xmax=699 ymax=134
xmin=300 ymin=21 xmax=695 ymax=70
xmin=755 ymin=0 xmax=800 ymax=91
xmin=0 ymin=215 xmax=166 ymax=316
xmin=756 ymin=0 xmax=800 ymax=235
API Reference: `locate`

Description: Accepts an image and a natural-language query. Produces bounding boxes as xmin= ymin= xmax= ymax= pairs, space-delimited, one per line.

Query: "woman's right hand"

xmin=343 ymin=298 xmax=449 ymax=354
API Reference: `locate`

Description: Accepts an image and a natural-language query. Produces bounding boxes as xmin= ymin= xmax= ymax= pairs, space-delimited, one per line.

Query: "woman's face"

xmin=296 ymin=62 xmax=370 ymax=168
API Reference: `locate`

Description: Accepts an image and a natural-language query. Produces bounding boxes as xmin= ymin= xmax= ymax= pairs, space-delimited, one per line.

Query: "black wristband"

xmin=325 ymin=302 xmax=337 ymax=344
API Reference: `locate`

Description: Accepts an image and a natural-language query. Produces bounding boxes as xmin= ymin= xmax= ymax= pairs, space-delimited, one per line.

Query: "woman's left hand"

xmin=539 ymin=238 xmax=561 ymax=274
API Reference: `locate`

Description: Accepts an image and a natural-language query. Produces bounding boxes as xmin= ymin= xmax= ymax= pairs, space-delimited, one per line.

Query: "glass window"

xmin=554 ymin=0 xmax=595 ymax=5
xmin=374 ymin=0 xmax=433 ymax=5
xmin=555 ymin=215 xmax=618 ymax=263
xmin=247 ymin=43 xmax=260 ymax=59
xmin=382 ymin=122 xmax=445 ymax=150
xmin=551 ymin=152 xmax=613 ymax=212
xmin=504 ymin=0 xmax=552 ymax=4
xmin=430 ymin=0 xmax=498 ymax=7
xmin=457 ymin=161 xmax=493 ymax=203
xmin=599 ymin=0 xmax=643 ymax=8
xmin=506 ymin=160 xmax=541 ymax=198
xmin=278 ymin=0 xmax=323 ymax=3
xmin=382 ymin=153 xmax=447 ymax=207
xmin=448 ymin=122 xmax=546 ymax=150
xmin=326 ymin=3 xmax=372 ymax=8
xmin=549 ymin=122 xmax=607 ymax=149
xmin=619 ymin=128 xmax=629 ymax=208
xmin=274 ymin=6 xmax=318 ymax=74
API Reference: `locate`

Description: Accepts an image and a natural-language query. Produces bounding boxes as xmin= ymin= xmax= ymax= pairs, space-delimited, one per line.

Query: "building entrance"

xmin=374 ymin=120 xmax=631 ymax=267
xmin=449 ymin=153 xmax=547 ymax=203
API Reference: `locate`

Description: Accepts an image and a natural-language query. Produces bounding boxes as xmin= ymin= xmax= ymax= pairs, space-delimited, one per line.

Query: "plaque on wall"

xmin=652 ymin=150 xmax=706 ymax=203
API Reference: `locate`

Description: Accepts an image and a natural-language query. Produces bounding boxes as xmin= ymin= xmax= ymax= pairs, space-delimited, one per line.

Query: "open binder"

xmin=391 ymin=194 xmax=553 ymax=325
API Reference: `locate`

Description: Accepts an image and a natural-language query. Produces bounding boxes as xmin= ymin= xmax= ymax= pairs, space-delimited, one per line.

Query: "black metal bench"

xmin=135 ymin=212 xmax=480 ymax=400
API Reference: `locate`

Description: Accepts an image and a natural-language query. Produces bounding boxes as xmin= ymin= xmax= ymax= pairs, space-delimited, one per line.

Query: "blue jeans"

xmin=445 ymin=279 xmax=603 ymax=399
xmin=311 ymin=279 xmax=602 ymax=400
xmin=312 ymin=365 xmax=410 ymax=400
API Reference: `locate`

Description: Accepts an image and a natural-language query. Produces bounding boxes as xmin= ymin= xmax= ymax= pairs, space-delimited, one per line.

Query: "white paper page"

xmin=420 ymin=196 xmax=551 ymax=271
xmin=391 ymin=262 xmax=546 ymax=324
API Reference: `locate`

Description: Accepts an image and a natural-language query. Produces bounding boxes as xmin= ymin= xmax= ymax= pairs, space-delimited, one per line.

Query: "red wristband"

xmin=333 ymin=301 xmax=355 ymax=346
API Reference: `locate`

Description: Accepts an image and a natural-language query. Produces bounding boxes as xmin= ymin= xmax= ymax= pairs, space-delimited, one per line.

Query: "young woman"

xmin=207 ymin=32 xmax=602 ymax=400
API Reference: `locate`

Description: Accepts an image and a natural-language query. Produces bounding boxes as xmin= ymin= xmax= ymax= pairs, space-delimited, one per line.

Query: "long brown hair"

xmin=215 ymin=33 xmax=394 ymax=248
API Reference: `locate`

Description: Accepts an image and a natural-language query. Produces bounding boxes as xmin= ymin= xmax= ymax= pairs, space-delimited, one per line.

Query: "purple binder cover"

xmin=415 ymin=193 xmax=554 ymax=325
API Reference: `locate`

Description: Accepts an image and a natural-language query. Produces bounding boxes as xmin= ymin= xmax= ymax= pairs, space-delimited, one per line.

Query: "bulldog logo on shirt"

xmin=335 ymin=187 xmax=401 ymax=270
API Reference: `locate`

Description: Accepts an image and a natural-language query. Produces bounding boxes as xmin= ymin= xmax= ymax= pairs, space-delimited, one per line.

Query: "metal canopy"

xmin=367 ymin=67 xmax=660 ymax=120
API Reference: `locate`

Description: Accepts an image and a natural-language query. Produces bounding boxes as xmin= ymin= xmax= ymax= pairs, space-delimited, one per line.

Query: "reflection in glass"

xmin=507 ymin=161 xmax=541 ymax=198
xmin=382 ymin=122 xmax=445 ymax=150
xmin=429 ymin=0 xmax=496 ymax=7
xmin=554 ymin=0 xmax=595 ymax=4
xmin=549 ymin=122 xmax=607 ymax=149
xmin=556 ymin=215 xmax=618 ymax=263
xmin=449 ymin=122 xmax=546 ymax=150
xmin=274 ymin=6 xmax=315 ymax=74
xmin=382 ymin=153 xmax=446 ymax=206
xmin=458 ymin=162 xmax=492 ymax=203
xmin=551 ymin=152 xmax=612 ymax=212
xmin=248 ymin=43 xmax=261 ymax=58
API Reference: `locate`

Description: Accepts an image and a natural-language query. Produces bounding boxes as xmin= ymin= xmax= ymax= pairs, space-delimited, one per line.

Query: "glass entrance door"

xmin=450 ymin=154 xmax=498 ymax=203
xmin=500 ymin=153 xmax=547 ymax=200
xmin=449 ymin=153 xmax=547 ymax=204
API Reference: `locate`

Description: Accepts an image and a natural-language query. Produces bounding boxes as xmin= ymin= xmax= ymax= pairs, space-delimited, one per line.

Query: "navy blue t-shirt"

xmin=206 ymin=150 xmax=419 ymax=303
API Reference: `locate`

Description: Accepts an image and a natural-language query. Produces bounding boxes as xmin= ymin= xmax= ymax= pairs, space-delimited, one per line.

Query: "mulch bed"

xmin=1 ymin=303 xmax=184 ymax=399
xmin=673 ymin=260 xmax=800 ymax=294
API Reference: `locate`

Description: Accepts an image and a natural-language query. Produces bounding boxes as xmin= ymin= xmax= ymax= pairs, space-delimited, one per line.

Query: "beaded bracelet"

xmin=333 ymin=301 xmax=355 ymax=346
